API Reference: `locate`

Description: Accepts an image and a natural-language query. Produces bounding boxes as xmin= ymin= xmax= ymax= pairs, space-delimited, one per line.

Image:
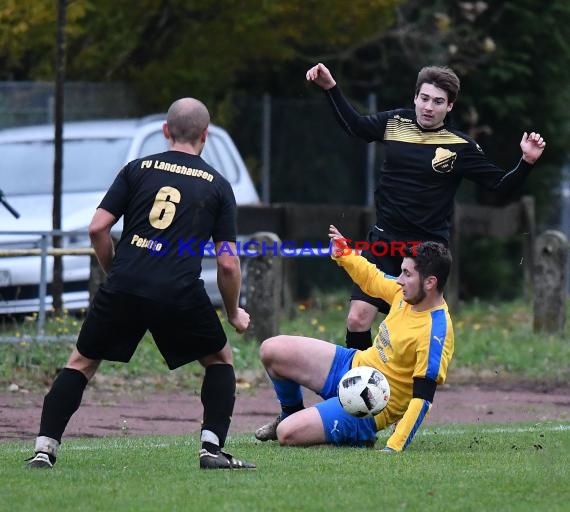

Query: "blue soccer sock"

xmin=271 ymin=377 xmax=304 ymax=417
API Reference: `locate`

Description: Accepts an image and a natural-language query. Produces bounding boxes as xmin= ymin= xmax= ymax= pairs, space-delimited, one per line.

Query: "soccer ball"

xmin=337 ymin=366 xmax=390 ymax=417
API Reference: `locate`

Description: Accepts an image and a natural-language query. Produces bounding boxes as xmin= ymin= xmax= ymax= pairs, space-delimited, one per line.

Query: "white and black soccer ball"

xmin=337 ymin=366 xmax=390 ymax=417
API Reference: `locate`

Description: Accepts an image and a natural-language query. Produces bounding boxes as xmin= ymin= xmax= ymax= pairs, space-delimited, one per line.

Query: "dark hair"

xmin=415 ymin=66 xmax=460 ymax=104
xmin=403 ymin=242 xmax=452 ymax=292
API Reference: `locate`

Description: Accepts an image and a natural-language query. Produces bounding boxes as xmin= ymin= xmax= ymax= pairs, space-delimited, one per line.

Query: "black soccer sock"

xmin=282 ymin=402 xmax=304 ymax=416
xmin=38 ymin=367 xmax=88 ymax=443
xmin=201 ymin=363 xmax=235 ymax=449
xmin=345 ymin=329 xmax=372 ymax=350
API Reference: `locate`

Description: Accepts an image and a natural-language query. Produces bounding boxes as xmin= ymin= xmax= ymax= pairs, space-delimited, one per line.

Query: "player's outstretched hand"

xmin=228 ymin=307 xmax=250 ymax=334
xmin=520 ymin=131 xmax=546 ymax=164
xmin=306 ymin=63 xmax=336 ymax=90
xmin=328 ymin=224 xmax=350 ymax=257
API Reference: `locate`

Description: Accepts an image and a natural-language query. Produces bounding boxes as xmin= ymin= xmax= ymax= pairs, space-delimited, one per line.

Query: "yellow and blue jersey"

xmin=334 ymin=252 xmax=454 ymax=451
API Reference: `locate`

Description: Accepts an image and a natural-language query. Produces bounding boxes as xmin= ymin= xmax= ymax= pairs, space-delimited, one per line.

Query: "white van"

xmin=0 ymin=117 xmax=260 ymax=314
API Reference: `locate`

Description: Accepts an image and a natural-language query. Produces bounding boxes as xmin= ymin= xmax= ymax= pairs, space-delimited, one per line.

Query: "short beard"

xmin=405 ymin=286 xmax=427 ymax=305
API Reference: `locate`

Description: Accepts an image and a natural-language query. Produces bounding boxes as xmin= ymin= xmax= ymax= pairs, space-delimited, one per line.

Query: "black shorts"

xmin=350 ymin=229 xmax=404 ymax=314
xmin=76 ymin=286 xmax=227 ymax=370
xmin=350 ymin=227 xmax=448 ymax=314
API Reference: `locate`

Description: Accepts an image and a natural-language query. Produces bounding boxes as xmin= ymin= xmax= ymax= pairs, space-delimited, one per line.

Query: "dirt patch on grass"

xmin=1 ymin=377 xmax=568 ymax=442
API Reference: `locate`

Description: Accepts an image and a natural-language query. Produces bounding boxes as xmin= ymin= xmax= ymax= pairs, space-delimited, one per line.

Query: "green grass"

xmin=1 ymin=293 xmax=569 ymax=390
xmin=452 ymin=299 xmax=570 ymax=384
xmin=2 ymin=423 xmax=569 ymax=512
xmin=1 ymin=295 xmax=569 ymax=511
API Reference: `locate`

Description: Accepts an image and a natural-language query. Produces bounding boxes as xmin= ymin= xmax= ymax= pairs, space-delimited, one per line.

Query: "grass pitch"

xmin=2 ymin=422 xmax=569 ymax=512
xmin=1 ymin=297 xmax=569 ymax=511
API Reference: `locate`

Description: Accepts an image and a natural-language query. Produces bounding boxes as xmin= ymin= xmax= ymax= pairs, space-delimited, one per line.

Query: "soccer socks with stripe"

xmin=200 ymin=363 xmax=235 ymax=451
xmin=345 ymin=329 xmax=372 ymax=350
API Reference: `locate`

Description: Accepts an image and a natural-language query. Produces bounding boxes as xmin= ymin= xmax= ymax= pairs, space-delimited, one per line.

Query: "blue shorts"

xmin=314 ymin=345 xmax=377 ymax=446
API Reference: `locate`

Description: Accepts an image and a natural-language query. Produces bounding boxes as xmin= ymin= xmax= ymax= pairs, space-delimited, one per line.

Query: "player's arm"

xmin=329 ymin=224 xmax=400 ymax=303
xmin=306 ymin=63 xmax=387 ymax=142
xmin=88 ymin=208 xmax=117 ymax=274
xmin=383 ymin=378 xmax=436 ymax=453
xmin=520 ymin=131 xmax=546 ymax=164
xmin=463 ymin=132 xmax=545 ymax=192
xmin=306 ymin=62 xmax=336 ymax=90
xmin=324 ymin=86 xmax=388 ymax=142
xmin=212 ymin=180 xmax=249 ymax=333
xmin=383 ymin=312 xmax=453 ymax=452
xmin=215 ymin=241 xmax=250 ymax=334
xmin=92 ymin=163 xmax=132 ymax=273
xmin=335 ymin=252 xmax=400 ymax=303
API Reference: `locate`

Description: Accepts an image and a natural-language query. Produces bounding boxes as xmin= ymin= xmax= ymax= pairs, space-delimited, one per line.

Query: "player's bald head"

xmin=166 ymin=98 xmax=210 ymax=143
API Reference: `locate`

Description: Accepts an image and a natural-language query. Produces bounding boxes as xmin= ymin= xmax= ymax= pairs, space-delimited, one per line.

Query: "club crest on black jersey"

xmin=431 ymin=147 xmax=457 ymax=173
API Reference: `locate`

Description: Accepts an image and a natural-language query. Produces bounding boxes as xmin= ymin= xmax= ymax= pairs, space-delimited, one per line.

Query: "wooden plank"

xmin=0 ymin=248 xmax=93 ymax=257
xmin=282 ymin=204 xmax=365 ymax=240
xmin=458 ymin=202 xmax=523 ymax=237
xmin=237 ymin=205 xmax=284 ymax=235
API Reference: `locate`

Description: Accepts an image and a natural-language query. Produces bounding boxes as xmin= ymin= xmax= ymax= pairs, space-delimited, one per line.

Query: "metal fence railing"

xmin=0 ymin=230 xmax=94 ymax=340
xmin=0 ymin=229 xmax=333 ymax=343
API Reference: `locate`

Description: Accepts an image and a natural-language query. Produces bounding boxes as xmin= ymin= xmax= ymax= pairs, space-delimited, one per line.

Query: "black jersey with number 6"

xmin=98 ymin=150 xmax=237 ymax=306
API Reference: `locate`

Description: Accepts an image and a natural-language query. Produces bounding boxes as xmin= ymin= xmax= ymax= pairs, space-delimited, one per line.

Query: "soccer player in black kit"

xmin=306 ymin=62 xmax=546 ymax=351
xmin=27 ymin=98 xmax=255 ymax=470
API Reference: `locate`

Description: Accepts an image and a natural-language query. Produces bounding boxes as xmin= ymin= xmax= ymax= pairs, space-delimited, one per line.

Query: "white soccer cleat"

xmin=26 ymin=452 xmax=54 ymax=469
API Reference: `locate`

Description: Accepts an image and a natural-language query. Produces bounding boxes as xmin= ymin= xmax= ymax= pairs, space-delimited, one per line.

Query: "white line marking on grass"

xmin=419 ymin=423 xmax=570 ymax=436
xmin=3 ymin=437 xmax=196 ymax=454
xmin=373 ymin=423 xmax=570 ymax=439
xmin=3 ymin=424 xmax=569 ymax=454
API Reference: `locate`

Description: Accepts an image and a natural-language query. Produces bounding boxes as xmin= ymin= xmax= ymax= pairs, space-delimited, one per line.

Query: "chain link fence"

xmin=0 ymin=82 xmax=380 ymax=205
xmin=0 ymin=82 xmax=140 ymax=127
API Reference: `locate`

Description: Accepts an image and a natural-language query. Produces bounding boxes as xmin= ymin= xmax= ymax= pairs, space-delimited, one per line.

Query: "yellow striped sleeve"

xmin=385 ymin=398 xmax=432 ymax=452
xmin=334 ymin=252 xmax=401 ymax=304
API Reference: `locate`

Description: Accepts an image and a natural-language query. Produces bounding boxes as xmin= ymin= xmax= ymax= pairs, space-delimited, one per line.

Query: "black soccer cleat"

xmin=199 ymin=449 xmax=256 ymax=470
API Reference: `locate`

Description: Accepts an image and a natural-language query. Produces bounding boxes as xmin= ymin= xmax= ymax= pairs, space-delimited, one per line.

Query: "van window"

xmin=0 ymin=138 xmax=131 ymax=195
xmin=139 ymin=130 xmax=169 ymax=157
xmin=202 ymin=132 xmax=239 ymax=183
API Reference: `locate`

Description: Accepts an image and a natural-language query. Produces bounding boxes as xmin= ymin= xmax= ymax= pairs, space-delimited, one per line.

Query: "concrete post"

xmin=244 ymin=232 xmax=282 ymax=342
xmin=533 ymin=230 xmax=568 ymax=333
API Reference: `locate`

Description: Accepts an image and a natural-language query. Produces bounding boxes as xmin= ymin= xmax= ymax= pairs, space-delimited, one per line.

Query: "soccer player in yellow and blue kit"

xmin=254 ymin=225 xmax=453 ymax=452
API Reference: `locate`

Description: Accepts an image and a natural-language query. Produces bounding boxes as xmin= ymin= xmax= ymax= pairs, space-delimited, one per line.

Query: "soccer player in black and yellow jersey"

xmin=27 ymin=98 xmax=255 ymax=470
xmin=306 ymin=63 xmax=546 ymax=351
xmin=255 ymin=225 xmax=453 ymax=452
